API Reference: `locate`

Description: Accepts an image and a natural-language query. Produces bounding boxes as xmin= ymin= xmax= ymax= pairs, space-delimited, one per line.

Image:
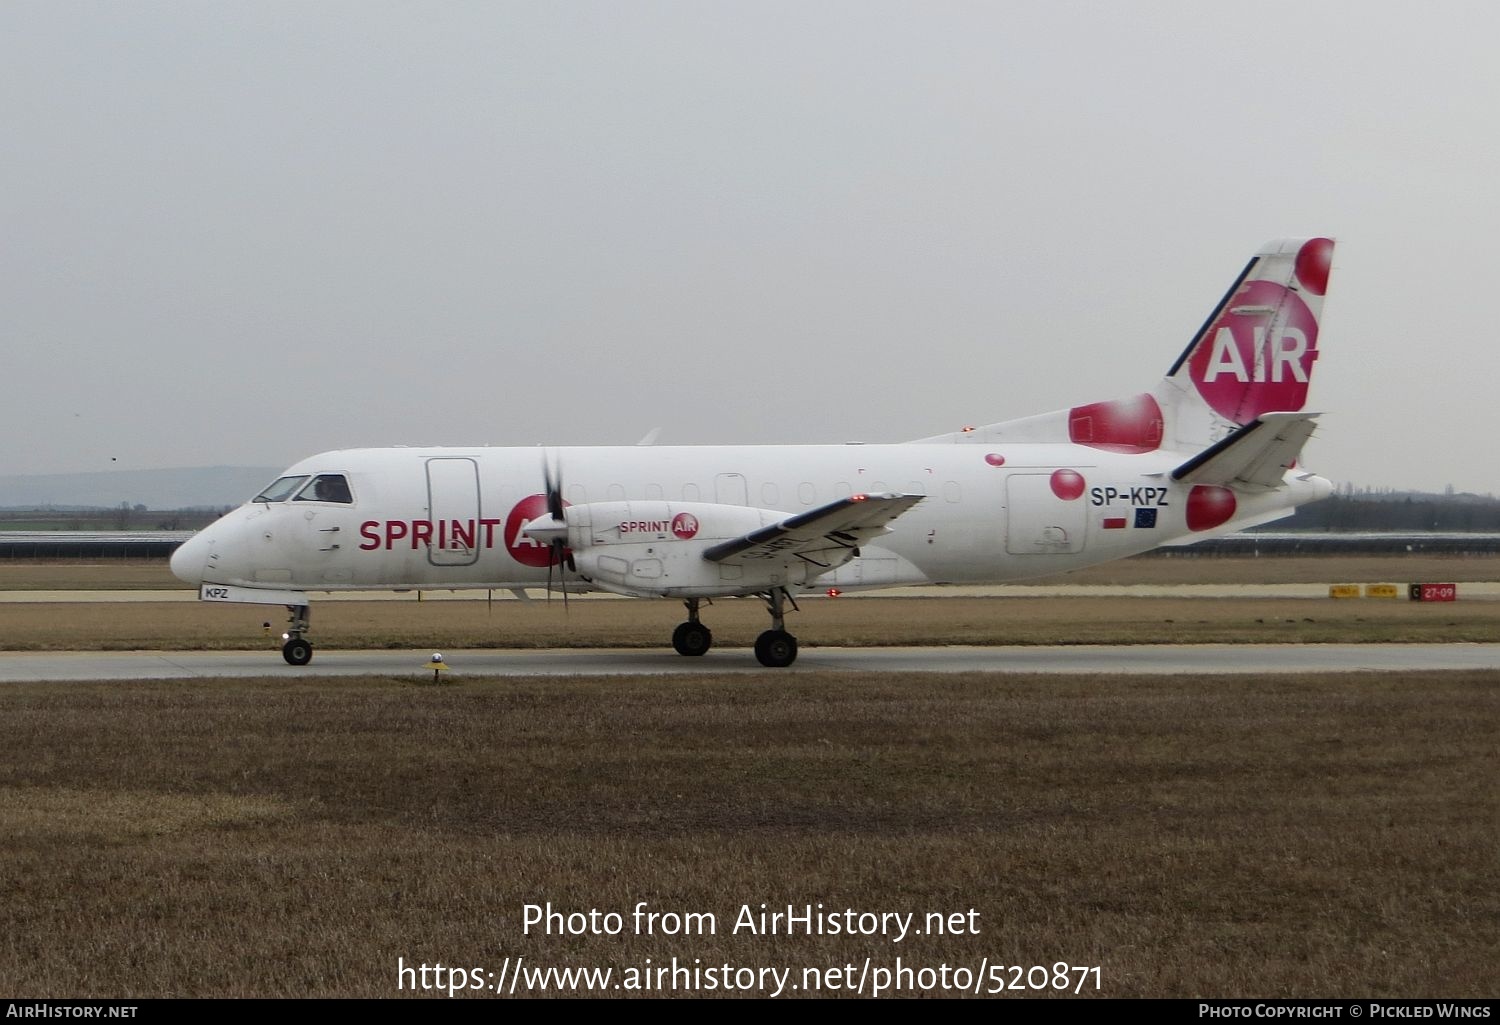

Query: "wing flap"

xmin=1171 ymin=412 xmax=1319 ymax=492
xmin=703 ymin=493 xmax=924 ymax=565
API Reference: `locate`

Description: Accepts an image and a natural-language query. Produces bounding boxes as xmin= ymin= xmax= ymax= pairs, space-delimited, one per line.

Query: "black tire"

xmin=672 ymin=621 xmax=712 ymax=657
xmin=753 ymin=629 xmax=798 ymax=668
xmin=282 ymin=638 xmax=313 ymax=666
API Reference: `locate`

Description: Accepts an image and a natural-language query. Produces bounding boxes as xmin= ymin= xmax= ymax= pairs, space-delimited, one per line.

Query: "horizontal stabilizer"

xmin=1171 ymin=412 xmax=1320 ymax=492
xmin=704 ymin=493 xmax=923 ymax=565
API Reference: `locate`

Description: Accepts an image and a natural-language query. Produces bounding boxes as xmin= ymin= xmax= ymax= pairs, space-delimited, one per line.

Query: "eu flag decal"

xmin=1134 ymin=508 xmax=1158 ymax=529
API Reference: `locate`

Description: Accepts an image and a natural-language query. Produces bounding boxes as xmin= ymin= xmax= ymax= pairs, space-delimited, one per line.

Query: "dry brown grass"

xmin=0 ymin=591 xmax=1495 ymax=652
xmin=0 ymin=560 xmax=178 ymax=590
xmin=1 ymin=671 xmax=1495 ymax=998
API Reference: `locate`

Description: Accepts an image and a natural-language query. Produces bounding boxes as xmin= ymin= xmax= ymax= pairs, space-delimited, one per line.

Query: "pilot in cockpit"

xmin=312 ymin=475 xmax=352 ymax=503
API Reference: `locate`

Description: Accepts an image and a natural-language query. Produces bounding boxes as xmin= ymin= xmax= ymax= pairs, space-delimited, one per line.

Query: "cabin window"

xmin=294 ymin=474 xmax=354 ymax=504
xmin=253 ymin=475 xmax=309 ymax=503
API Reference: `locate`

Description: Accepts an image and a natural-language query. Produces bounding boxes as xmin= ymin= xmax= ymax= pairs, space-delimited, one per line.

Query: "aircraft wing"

xmin=1171 ymin=412 xmax=1320 ymax=493
xmin=703 ymin=493 xmax=924 ymax=566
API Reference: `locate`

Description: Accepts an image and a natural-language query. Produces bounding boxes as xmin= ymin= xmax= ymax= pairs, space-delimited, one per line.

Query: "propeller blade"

xmin=552 ymin=539 xmax=570 ymax=615
xmin=537 ymin=451 xmax=570 ymax=613
xmin=542 ymin=453 xmax=565 ymax=522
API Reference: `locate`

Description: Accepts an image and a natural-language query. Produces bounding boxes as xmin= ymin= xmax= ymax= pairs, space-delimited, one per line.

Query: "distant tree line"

xmin=0 ymin=507 xmax=232 ymax=532
xmin=1274 ymin=489 xmax=1500 ymax=532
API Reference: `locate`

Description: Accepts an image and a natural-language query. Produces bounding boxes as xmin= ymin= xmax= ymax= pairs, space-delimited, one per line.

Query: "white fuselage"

xmin=170 ymin=441 xmax=1330 ymax=596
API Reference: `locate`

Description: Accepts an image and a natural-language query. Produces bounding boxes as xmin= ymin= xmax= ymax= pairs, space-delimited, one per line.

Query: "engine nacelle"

xmin=525 ymin=500 xmax=839 ymax=598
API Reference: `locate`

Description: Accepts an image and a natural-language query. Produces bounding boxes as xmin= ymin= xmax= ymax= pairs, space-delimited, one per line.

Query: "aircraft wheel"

xmin=753 ymin=629 xmax=798 ymax=668
xmin=282 ymin=638 xmax=314 ymax=666
xmin=672 ymin=621 xmax=713 ymax=657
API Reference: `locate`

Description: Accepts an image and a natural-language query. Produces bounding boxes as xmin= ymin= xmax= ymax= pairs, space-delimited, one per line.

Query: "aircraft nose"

xmin=170 ymin=531 xmax=209 ymax=585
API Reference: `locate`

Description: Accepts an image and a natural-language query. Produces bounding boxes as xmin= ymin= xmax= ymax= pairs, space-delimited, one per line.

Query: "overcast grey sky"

xmin=2 ymin=2 xmax=1495 ymax=493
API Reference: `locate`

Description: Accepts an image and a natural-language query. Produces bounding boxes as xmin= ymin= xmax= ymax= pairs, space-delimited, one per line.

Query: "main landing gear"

xmin=669 ymin=591 xmax=801 ymax=667
xmin=753 ymin=588 xmax=798 ymax=668
xmin=672 ymin=599 xmax=713 ymax=657
xmin=282 ymin=604 xmax=313 ymax=666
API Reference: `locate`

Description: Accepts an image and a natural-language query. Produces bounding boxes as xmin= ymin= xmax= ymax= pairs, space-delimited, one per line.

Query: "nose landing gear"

xmin=282 ymin=604 xmax=313 ymax=665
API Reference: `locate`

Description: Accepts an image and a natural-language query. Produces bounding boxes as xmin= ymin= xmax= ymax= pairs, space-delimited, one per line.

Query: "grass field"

xmin=1 ymin=556 xmax=1494 ymax=999
xmin=1 ymin=671 xmax=1494 ymax=998
xmin=1 ymin=591 xmax=1497 ymax=652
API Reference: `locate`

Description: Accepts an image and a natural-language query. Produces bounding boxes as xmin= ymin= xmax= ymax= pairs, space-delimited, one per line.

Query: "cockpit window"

xmin=253 ymin=475 xmax=310 ymax=503
xmin=294 ymin=474 xmax=354 ymax=504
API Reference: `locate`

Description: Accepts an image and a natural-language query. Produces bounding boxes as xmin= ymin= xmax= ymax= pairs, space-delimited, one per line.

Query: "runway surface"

xmin=4 ymin=643 xmax=1500 ymax=682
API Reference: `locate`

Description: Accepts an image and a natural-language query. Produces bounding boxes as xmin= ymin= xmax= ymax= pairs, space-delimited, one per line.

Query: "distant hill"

xmin=0 ymin=467 xmax=281 ymax=510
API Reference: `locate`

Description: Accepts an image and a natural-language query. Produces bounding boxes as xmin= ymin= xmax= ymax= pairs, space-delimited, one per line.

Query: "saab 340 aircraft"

xmin=171 ymin=237 xmax=1336 ymax=667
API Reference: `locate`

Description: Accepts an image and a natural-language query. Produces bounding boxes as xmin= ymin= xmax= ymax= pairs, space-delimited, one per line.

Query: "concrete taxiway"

xmin=4 ymin=643 xmax=1500 ymax=682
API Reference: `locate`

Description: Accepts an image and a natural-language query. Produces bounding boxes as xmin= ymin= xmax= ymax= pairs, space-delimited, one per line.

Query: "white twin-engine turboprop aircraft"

xmin=171 ymin=237 xmax=1336 ymax=667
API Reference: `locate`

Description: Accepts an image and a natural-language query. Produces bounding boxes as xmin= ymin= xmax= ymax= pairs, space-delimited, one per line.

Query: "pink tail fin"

xmin=1159 ymin=238 xmax=1334 ymax=446
xmin=1164 ymin=237 xmax=1332 ymax=420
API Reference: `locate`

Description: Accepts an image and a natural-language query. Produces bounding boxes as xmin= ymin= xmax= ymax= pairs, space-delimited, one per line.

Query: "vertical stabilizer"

xmin=1157 ymin=237 xmax=1334 ymax=451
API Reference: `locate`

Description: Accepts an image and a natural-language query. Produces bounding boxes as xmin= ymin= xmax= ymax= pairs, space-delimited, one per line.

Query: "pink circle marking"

xmin=1050 ymin=469 xmax=1086 ymax=501
xmin=1188 ymin=280 xmax=1318 ymax=423
xmin=504 ymin=494 xmax=568 ymax=567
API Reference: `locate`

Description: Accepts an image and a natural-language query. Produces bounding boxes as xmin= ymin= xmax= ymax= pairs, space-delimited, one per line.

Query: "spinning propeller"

xmin=540 ymin=453 xmax=574 ymax=608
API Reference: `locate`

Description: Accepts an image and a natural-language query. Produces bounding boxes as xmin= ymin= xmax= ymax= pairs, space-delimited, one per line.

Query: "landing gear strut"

xmin=282 ymin=604 xmax=313 ymax=666
xmin=672 ymin=598 xmax=712 ymax=657
xmin=668 ymin=591 xmax=800 ymax=666
xmin=753 ymin=588 xmax=799 ymax=668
